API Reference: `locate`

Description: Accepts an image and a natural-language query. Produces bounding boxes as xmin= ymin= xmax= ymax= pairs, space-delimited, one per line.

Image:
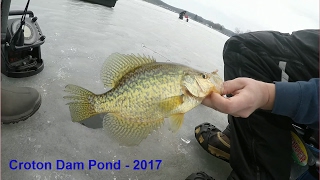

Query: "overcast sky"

xmin=162 ymin=0 xmax=319 ymax=33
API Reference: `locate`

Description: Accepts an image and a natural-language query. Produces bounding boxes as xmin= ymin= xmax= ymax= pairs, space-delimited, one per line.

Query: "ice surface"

xmin=2 ymin=0 xmax=231 ymax=179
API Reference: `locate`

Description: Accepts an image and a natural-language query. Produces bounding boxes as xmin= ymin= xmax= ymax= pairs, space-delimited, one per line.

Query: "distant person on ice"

xmin=179 ymin=11 xmax=186 ymax=20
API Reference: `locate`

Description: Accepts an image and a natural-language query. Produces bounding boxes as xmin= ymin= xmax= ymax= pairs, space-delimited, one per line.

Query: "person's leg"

xmin=189 ymin=29 xmax=319 ymax=180
xmin=223 ymin=30 xmax=319 ymax=179
xmin=2 ymin=86 xmax=42 ymax=124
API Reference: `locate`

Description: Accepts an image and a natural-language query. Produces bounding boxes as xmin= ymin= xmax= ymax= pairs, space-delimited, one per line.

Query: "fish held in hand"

xmin=64 ymin=53 xmax=223 ymax=146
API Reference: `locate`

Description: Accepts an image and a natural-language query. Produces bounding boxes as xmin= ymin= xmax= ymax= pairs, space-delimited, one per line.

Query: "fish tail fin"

xmin=63 ymin=84 xmax=98 ymax=122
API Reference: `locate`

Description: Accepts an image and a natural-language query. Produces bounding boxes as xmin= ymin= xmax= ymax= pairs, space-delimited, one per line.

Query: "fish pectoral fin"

xmin=168 ymin=114 xmax=185 ymax=133
xmin=101 ymin=53 xmax=156 ymax=88
xmin=102 ymin=113 xmax=164 ymax=146
xmin=158 ymin=95 xmax=184 ymax=113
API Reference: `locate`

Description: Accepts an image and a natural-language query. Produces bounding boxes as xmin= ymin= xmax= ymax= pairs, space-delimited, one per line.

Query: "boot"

xmin=195 ymin=123 xmax=231 ymax=162
xmin=1 ymin=86 xmax=41 ymax=124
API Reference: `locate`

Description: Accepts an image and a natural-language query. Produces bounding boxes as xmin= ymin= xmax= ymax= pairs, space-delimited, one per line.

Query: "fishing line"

xmin=138 ymin=11 xmax=186 ymax=63
xmin=141 ymin=43 xmax=172 ymax=62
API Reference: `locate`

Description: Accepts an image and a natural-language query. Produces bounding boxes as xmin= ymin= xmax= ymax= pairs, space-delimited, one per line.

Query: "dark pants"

xmin=222 ymin=30 xmax=319 ymax=180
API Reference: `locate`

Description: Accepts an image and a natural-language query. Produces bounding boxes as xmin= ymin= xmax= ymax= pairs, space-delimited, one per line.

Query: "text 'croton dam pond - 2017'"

xmin=9 ymin=159 xmax=163 ymax=171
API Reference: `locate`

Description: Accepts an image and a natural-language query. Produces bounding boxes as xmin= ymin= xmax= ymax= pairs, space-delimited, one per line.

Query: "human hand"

xmin=202 ymin=78 xmax=275 ymax=118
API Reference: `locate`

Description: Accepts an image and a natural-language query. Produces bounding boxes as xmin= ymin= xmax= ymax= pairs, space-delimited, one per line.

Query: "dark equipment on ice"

xmin=1 ymin=0 xmax=46 ymax=78
xmin=80 ymin=0 xmax=118 ymax=7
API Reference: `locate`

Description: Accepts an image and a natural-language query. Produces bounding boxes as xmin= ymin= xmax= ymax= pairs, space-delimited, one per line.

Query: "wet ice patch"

xmin=28 ymin=137 xmax=36 ymax=142
xmin=34 ymin=145 xmax=42 ymax=152
xmin=177 ymin=144 xmax=188 ymax=154
xmin=31 ymin=171 xmax=77 ymax=180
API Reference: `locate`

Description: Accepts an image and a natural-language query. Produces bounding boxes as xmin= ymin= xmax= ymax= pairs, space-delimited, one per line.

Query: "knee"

xmin=222 ymin=36 xmax=239 ymax=58
xmin=222 ymin=32 xmax=253 ymax=59
xmin=222 ymin=35 xmax=246 ymax=79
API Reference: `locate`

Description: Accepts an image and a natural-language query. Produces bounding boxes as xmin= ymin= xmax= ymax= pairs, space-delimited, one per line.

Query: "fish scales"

xmin=64 ymin=53 xmax=223 ymax=146
xmin=106 ymin=64 xmax=183 ymax=120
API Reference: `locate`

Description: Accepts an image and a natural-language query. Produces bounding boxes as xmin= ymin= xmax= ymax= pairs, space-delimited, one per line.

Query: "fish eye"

xmin=201 ymin=74 xmax=207 ymax=79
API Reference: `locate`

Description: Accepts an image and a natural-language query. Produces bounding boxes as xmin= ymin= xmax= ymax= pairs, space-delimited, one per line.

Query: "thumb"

xmin=222 ymin=78 xmax=247 ymax=95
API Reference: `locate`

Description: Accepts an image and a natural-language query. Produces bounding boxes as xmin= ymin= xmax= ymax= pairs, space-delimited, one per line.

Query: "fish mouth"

xmin=209 ymin=72 xmax=223 ymax=94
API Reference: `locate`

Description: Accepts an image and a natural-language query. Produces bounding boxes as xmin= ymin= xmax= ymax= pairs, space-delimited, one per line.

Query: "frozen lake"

xmin=2 ymin=0 xmax=231 ymax=179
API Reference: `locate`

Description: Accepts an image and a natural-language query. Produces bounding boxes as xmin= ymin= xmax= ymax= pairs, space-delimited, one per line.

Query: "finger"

xmin=201 ymin=93 xmax=222 ymax=108
xmin=230 ymin=89 xmax=242 ymax=96
xmin=201 ymin=95 xmax=214 ymax=107
xmin=215 ymin=93 xmax=250 ymax=114
xmin=205 ymin=93 xmax=234 ymax=113
xmin=222 ymin=78 xmax=247 ymax=95
xmin=201 ymin=92 xmax=226 ymax=109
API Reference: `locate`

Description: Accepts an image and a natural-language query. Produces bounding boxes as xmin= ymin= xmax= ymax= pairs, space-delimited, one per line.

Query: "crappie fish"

xmin=64 ymin=53 xmax=223 ymax=146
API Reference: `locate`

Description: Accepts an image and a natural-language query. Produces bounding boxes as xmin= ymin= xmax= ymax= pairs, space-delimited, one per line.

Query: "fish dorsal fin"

xmin=101 ymin=53 xmax=156 ymax=88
